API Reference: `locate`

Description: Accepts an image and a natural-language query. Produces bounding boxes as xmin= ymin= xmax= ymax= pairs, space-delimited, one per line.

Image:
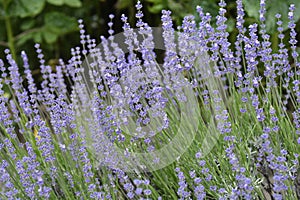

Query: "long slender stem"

xmin=3 ymin=0 xmax=16 ymax=60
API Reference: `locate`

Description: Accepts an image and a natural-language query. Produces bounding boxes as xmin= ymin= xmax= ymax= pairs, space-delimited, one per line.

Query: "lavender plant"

xmin=0 ymin=0 xmax=300 ymax=199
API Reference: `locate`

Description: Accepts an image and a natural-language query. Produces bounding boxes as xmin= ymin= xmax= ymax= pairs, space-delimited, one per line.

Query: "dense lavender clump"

xmin=0 ymin=0 xmax=300 ymax=199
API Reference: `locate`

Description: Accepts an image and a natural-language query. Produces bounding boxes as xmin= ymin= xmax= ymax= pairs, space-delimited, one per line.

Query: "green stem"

xmin=3 ymin=0 xmax=16 ymax=60
xmin=271 ymin=32 xmax=279 ymax=53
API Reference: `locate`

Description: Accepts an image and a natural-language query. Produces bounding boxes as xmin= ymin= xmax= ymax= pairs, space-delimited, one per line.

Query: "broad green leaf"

xmin=17 ymin=12 xmax=78 ymax=46
xmin=115 ymin=0 xmax=132 ymax=9
xmin=47 ymin=0 xmax=64 ymax=6
xmin=8 ymin=0 xmax=45 ymax=17
xmin=148 ymin=4 xmax=165 ymax=14
xmin=33 ymin=32 xmax=42 ymax=43
xmin=20 ymin=19 xmax=35 ymax=31
xmin=168 ymin=0 xmax=183 ymax=13
xmin=265 ymin=1 xmax=289 ymax=33
xmin=244 ymin=0 xmax=300 ymax=33
xmin=47 ymin=0 xmax=81 ymax=7
xmin=226 ymin=18 xmax=235 ymax=33
xmin=44 ymin=11 xmax=78 ymax=35
xmin=16 ymin=32 xmax=32 ymax=46
xmin=196 ymin=0 xmax=219 ymax=23
xmin=146 ymin=0 xmax=168 ymax=14
xmin=64 ymin=0 xmax=82 ymax=7
xmin=42 ymin=28 xmax=58 ymax=44
xmin=243 ymin=0 xmax=260 ymax=19
xmin=145 ymin=0 xmax=162 ymax=3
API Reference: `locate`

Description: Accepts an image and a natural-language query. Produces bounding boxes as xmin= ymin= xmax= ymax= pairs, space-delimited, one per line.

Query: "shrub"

xmin=0 ymin=0 xmax=299 ymax=199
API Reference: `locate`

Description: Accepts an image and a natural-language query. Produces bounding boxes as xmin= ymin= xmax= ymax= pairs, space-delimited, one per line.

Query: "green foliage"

xmin=0 ymin=0 xmax=300 ymax=77
xmin=43 ymin=12 xmax=78 ymax=42
xmin=1 ymin=0 xmax=300 ymax=60
xmin=243 ymin=0 xmax=300 ymax=33
xmin=46 ymin=0 xmax=82 ymax=7
xmin=7 ymin=0 xmax=45 ymax=18
xmin=115 ymin=0 xmax=134 ymax=9
xmin=16 ymin=12 xmax=78 ymax=45
xmin=140 ymin=0 xmax=300 ymax=35
xmin=0 ymin=0 xmax=82 ymax=63
xmin=4 ymin=0 xmax=82 ymax=18
xmin=144 ymin=0 xmax=216 ymax=25
xmin=146 ymin=0 xmax=167 ymax=14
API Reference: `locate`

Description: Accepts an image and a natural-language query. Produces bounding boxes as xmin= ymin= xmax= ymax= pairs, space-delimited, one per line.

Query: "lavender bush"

xmin=1 ymin=0 xmax=300 ymax=199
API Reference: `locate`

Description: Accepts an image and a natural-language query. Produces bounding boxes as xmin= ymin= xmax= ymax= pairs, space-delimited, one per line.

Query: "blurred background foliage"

xmin=0 ymin=0 xmax=300 ymax=83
